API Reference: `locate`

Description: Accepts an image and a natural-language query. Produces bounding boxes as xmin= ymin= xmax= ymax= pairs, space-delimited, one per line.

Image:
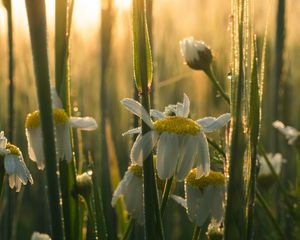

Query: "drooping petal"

xmin=111 ymin=171 xmax=134 ymax=206
xmin=150 ymin=109 xmax=165 ymax=119
xmin=176 ymin=135 xmax=198 ymax=181
xmin=197 ymin=113 xmax=231 ymax=133
xmin=56 ymin=123 xmax=72 ymax=162
xmin=171 ymin=194 xmax=187 ymax=209
xmin=123 ymin=173 xmax=144 ymax=225
xmin=182 ymin=93 xmax=190 ymax=118
xmin=130 ymin=131 xmax=158 ymax=165
xmin=26 ymin=128 xmax=45 ymax=170
xmin=69 ymin=117 xmax=98 ymax=131
xmin=4 ymin=154 xmax=33 ymax=192
xmin=51 ymin=86 xmax=63 ymax=109
xmin=122 ymin=127 xmax=141 ymax=136
xmin=196 ymin=132 xmax=210 ymax=178
xmin=186 ymin=184 xmax=213 ymax=227
xmin=121 ymin=98 xmax=153 ymax=128
xmin=156 ymin=132 xmax=179 ymax=179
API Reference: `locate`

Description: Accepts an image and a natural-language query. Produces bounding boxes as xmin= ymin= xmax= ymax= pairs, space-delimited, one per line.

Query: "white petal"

xmin=176 ymin=103 xmax=184 ymax=117
xmin=156 ymin=133 xmax=179 ymax=179
xmin=130 ymin=131 xmax=158 ymax=165
xmin=196 ymin=133 xmax=210 ymax=178
xmin=5 ymin=154 xmax=33 ymax=192
xmin=122 ymin=127 xmax=141 ymax=136
xmin=51 ymin=86 xmax=63 ymax=108
xmin=26 ymin=128 xmax=45 ymax=170
xmin=111 ymin=171 xmax=134 ymax=206
xmin=121 ymin=98 xmax=153 ymax=128
xmin=56 ymin=123 xmax=72 ymax=162
xmin=150 ymin=109 xmax=165 ymax=120
xmin=182 ymin=93 xmax=190 ymax=118
xmin=211 ymin=185 xmax=225 ymax=224
xmin=197 ymin=113 xmax=231 ymax=133
xmin=123 ymin=173 xmax=144 ymax=225
xmin=69 ymin=117 xmax=97 ymax=131
xmin=176 ymin=135 xmax=198 ymax=181
xmin=171 ymin=194 xmax=187 ymax=209
xmin=273 ymin=120 xmax=299 ymax=144
xmin=186 ymin=184 xmax=213 ymax=226
xmin=0 ymin=131 xmax=8 ymax=150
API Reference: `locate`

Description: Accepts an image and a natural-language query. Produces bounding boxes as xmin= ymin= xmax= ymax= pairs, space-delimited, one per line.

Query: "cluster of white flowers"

xmin=112 ymin=94 xmax=230 ymax=226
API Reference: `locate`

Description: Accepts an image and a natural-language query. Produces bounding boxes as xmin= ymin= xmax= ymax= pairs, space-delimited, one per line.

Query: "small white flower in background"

xmin=121 ymin=94 xmax=230 ymax=181
xmin=0 ymin=131 xmax=33 ymax=192
xmin=258 ymin=153 xmax=285 ymax=177
xmin=25 ymin=89 xmax=98 ymax=170
xmin=173 ymin=169 xmax=225 ymax=227
xmin=31 ymin=232 xmax=51 ymax=240
xmin=111 ymin=164 xmax=144 ymax=225
xmin=179 ymin=36 xmax=213 ymax=72
xmin=273 ymin=120 xmax=299 ymax=145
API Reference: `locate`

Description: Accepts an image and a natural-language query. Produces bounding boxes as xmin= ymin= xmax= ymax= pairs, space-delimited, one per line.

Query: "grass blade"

xmin=25 ymin=1 xmax=64 ymax=239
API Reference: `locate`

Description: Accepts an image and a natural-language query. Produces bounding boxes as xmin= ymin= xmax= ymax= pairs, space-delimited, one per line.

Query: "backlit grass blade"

xmin=247 ymin=36 xmax=261 ymax=240
xmin=99 ymin=1 xmax=117 ymax=239
xmin=55 ymin=1 xmax=80 ymax=239
xmin=25 ymin=1 xmax=64 ymax=239
xmin=224 ymin=0 xmax=247 ymax=239
xmin=132 ymin=0 xmax=163 ymax=239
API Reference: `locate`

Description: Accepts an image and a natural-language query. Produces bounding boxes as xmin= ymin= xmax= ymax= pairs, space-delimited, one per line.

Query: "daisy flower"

xmin=173 ymin=169 xmax=225 ymax=227
xmin=121 ymin=94 xmax=230 ymax=181
xmin=258 ymin=153 xmax=285 ymax=177
xmin=25 ymin=98 xmax=97 ymax=170
xmin=111 ymin=164 xmax=144 ymax=225
xmin=179 ymin=36 xmax=213 ymax=72
xmin=31 ymin=232 xmax=51 ymax=240
xmin=0 ymin=131 xmax=33 ymax=192
xmin=273 ymin=120 xmax=299 ymax=145
xmin=257 ymin=153 xmax=285 ymax=189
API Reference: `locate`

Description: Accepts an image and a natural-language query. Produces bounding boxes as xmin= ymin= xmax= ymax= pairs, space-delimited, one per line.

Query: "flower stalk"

xmin=132 ymin=0 xmax=163 ymax=238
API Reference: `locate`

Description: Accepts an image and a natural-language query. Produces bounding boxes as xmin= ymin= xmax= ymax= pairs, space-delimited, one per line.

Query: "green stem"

xmin=160 ymin=176 xmax=174 ymax=216
xmin=205 ymin=66 xmax=230 ymax=105
xmin=141 ymin=94 xmax=164 ymax=240
xmin=207 ymin=138 xmax=226 ymax=158
xmin=25 ymin=1 xmax=64 ymax=239
xmin=122 ymin=218 xmax=135 ymax=240
xmin=256 ymin=189 xmax=285 ymax=239
xmin=192 ymin=226 xmax=201 ymax=240
xmin=86 ymin=198 xmax=97 ymax=240
xmin=91 ymin=165 xmax=108 ymax=240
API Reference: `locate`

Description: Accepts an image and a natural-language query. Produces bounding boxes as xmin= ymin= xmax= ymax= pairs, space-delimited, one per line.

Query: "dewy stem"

xmin=205 ymin=66 xmax=230 ymax=105
xmin=141 ymin=93 xmax=164 ymax=240
xmin=160 ymin=176 xmax=174 ymax=216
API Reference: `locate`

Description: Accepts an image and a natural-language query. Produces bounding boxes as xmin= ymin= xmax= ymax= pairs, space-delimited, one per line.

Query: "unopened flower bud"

xmin=76 ymin=172 xmax=93 ymax=200
xmin=180 ymin=36 xmax=213 ymax=72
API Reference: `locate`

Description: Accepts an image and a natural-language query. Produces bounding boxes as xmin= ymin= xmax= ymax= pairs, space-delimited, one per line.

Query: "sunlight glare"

xmin=114 ymin=0 xmax=131 ymax=10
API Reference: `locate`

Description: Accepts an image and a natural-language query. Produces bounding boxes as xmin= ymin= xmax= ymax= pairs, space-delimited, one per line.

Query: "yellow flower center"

xmin=25 ymin=108 xmax=69 ymax=128
xmin=6 ymin=143 xmax=21 ymax=156
xmin=128 ymin=164 xmax=143 ymax=178
xmin=186 ymin=169 xmax=225 ymax=189
xmin=153 ymin=116 xmax=201 ymax=135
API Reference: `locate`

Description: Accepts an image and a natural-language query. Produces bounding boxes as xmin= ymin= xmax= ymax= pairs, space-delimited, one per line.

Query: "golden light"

xmin=114 ymin=0 xmax=131 ymax=10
